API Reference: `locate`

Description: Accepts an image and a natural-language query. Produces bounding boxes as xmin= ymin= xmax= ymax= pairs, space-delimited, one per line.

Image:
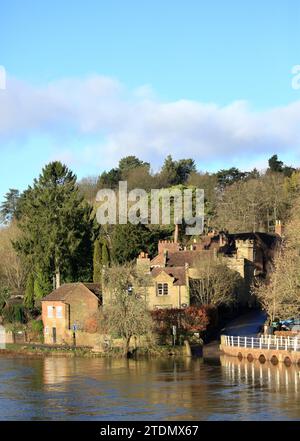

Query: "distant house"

xmin=41 ymin=283 xmax=101 ymax=345
xmin=148 ymin=265 xmax=189 ymax=310
xmin=135 ymin=228 xmax=281 ymax=310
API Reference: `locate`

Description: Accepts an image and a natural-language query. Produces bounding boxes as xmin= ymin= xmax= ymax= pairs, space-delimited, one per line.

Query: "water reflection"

xmin=0 ymin=355 xmax=299 ymax=420
xmin=221 ymin=355 xmax=300 ymax=393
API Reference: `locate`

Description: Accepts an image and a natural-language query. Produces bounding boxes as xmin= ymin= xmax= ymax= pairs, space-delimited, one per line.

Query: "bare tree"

xmin=0 ymin=223 xmax=28 ymax=296
xmin=253 ymin=246 xmax=300 ymax=322
xmin=190 ymin=255 xmax=242 ymax=307
xmin=253 ymin=190 xmax=300 ymax=322
xmin=102 ymin=264 xmax=153 ymax=356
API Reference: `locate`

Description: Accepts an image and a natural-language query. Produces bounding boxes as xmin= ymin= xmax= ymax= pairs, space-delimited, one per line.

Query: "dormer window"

xmin=157 ymin=283 xmax=169 ymax=296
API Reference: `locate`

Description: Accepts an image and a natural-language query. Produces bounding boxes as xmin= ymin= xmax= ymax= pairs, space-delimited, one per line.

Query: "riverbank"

xmin=0 ymin=343 xmax=195 ymax=359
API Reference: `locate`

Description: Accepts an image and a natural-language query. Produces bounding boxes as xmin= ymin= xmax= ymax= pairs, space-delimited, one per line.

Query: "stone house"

xmin=137 ymin=228 xmax=281 ymax=310
xmin=41 ymin=283 xmax=101 ymax=345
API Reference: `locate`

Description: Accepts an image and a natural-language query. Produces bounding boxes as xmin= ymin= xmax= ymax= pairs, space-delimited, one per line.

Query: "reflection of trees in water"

xmin=220 ymin=355 xmax=300 ymax=394
xmin=41 ymin=356 xmax=209 ymax=420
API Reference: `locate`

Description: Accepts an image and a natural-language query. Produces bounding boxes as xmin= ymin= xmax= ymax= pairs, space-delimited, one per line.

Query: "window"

xmin=157 ymin=283 xmax=169 ymax=296
xmin=56 ymin=306 xmax=63 ymax=318
xmin=47 ymin=306 xmax=54 ymax=318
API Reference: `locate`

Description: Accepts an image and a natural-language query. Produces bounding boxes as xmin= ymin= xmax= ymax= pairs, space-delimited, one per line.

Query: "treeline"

xmin=0 ymin=154 xmax=298 ymax=315
xmin=79 ymin=153 xmax=299 ymax=232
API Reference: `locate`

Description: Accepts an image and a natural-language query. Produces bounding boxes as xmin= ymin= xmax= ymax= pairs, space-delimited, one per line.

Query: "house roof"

xmin=42 ymin=282 xmax=102 ymax=303
xmin=151 ymin=249 xmax=214 ymax=267
xmin=151 ymin=266 xmax=186 ymax=286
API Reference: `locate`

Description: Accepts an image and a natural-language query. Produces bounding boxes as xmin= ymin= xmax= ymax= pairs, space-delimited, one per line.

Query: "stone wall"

xmin=220 ymin=339 xmax=300 ymax=365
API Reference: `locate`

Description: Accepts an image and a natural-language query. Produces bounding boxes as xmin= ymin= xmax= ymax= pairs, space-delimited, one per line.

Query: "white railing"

xmin=222 ymin=335 xmax=300 ymax=352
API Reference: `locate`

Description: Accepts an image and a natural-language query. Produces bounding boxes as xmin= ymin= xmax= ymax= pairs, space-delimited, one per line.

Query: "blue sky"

xmin=0 ymin=0 xmax=300 ymax=200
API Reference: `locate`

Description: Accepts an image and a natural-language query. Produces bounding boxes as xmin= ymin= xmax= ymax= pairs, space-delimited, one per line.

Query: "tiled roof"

xmin=42 ymin=282 xmax=102 ymax=302
xmin=151 ymin=249 xmax=214 ymax=267
xmin=151 ymin=266 xmax=186 ymax=285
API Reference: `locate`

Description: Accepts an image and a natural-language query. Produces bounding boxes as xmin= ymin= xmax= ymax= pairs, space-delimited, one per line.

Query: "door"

xmin=52 ymin=327 xmax=57 ymax=344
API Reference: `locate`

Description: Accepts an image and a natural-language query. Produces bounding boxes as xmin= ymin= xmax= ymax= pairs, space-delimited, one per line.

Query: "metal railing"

xmin=221 ymin=335 xmax=300 ymax=352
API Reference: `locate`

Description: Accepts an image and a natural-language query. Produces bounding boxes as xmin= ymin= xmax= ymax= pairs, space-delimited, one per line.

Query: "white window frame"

xmin=56 ymin=306 xmax=63 ymax=318
xmin=47 ymin=305 xmax=54 ymax=318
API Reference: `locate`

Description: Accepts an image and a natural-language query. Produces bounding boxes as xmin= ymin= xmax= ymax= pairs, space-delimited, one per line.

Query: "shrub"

xmin=2 ymin=304 xmax=26 ymax=324
xmin=151 ymin=306 xmax=209 ymax=337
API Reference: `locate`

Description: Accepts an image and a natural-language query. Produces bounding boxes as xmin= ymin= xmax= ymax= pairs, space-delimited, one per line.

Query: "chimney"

xmin=275 ymin=220 xmax=283 ymax=237
xmin=136 ymin=252 xmax=151 ymax=272
xmin=55 ymin=272 xmax=61 ymax=289
xmin=174 ymin=224 xmax=179 ymax=243
xmin=163 ymin=249 xmax=168 ymax=267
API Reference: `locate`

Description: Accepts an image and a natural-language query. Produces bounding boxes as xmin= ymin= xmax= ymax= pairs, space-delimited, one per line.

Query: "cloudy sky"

xmin=0 ymin=0 xmax=300 ymax=200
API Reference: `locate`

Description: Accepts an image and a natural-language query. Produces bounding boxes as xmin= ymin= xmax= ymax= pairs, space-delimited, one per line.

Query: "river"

xmin=0 ymin=353 xmax=299 ymax=421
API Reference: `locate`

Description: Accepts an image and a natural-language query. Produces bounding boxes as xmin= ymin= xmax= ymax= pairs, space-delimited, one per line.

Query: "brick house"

xmin=41 ymin=283 xmax=101 ymax=345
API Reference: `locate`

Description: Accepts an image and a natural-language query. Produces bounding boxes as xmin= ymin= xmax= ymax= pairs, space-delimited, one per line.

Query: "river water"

xmin=0 ymin=354 xmax=299 ymax=421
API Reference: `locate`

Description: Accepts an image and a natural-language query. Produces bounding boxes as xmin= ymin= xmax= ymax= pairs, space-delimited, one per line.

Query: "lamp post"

xmin=72 ymin=322 xmax=79 ymax=346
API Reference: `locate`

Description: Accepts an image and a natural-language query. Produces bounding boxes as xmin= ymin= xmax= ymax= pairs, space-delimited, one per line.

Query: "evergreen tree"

xmin=14 ymin=162 xmax=95 ymax=291
xmin=111 ymin=224 xmax=152 ymax=264
xmin=93 ymin=240 xmax=102 ymax=283
xmin=268 ymin=155 xmax=283 ymax=173
xmin=102 ymin=240 xmax=110 ymax=266
xmin=24 ymin=273 xmax=35 ymax=309
xmin=34 ymin=269 xmax=52 ymax=301
xmin=0 ymin=189 xmax=20 ymax=224
xmin=118 ymin=156 xmax=150 ymax=178
xmin=159 ymin=155 xmax=196 ymax=186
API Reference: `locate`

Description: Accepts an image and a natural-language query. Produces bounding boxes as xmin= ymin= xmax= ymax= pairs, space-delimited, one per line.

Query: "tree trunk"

xmin=123 ymin=336 xmax=131 ymax=357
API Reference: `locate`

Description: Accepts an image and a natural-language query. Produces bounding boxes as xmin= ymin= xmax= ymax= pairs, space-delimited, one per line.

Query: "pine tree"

xmin=93 ymin=240 xmax=102 ymax=283
xmin=102 ymin=240 xmax=110 ymax=267
xmin=14 ymin=162 xmax=95 ymax=291
xmin=24 ymin=273 xmax=35 ymax=309
xmin=0 ymin=189 xmax=20 ymax=224
xmin=111 ymin=224 xmax=151 ymax=264
xmin=34 ymin=270 xmax=52 ymax=301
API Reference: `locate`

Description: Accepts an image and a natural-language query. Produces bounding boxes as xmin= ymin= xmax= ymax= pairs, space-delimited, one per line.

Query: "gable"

xmin=152 ymin=270 xmax=175 ymax=284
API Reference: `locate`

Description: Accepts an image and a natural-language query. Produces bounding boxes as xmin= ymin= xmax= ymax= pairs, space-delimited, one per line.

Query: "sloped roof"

xmin=151 ymin=266 xmax=186 ymax=285
xmin=151 ymin=249 xmax=215 ymax=267
xmin=42 ymin=283 xmax=102 ymax=303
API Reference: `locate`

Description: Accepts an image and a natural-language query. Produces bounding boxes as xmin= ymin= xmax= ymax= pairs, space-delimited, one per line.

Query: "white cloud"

xmin=0 ymin=74 xmax=300 ymax=170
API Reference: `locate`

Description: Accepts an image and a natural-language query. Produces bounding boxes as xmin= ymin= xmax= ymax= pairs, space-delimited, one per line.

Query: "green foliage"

xmin=98 ymin=168 xmax=121 ymax=189
xmin=0 ymin=287 xmax=10 ymax=313
xmin=24 ymin=273 xmax=34 ymax=309
xmin=34 ymin=270 xmax=52 ymax=301
xmin=29 ymin=319 xmax=44 ymax=334
xmin=268 ymin=154 xmax=295 ymax=177
xmin=118 ymin=155 xmax=150 ymax=178
xmin=93 ymin=240 xmax=102 ymax=283
xmin=3 ymin=304 xmax=26 ymax=324
xmin=216 ymin=167 xmax=246 ymax=188
xmin=0 ymin=189 xmax=20 ymax=224
xmin=111 ymin=223 xmax=154 ymax=264
xmin=268 ymin=154 xmax=283 ymax=173
xmin=14 ymin=161 xmax=95 ymax=292
xmin=159 ymin=155 xmax=196 ymax=186
xmin=101 ymin=240 xmax=110 ymax=266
